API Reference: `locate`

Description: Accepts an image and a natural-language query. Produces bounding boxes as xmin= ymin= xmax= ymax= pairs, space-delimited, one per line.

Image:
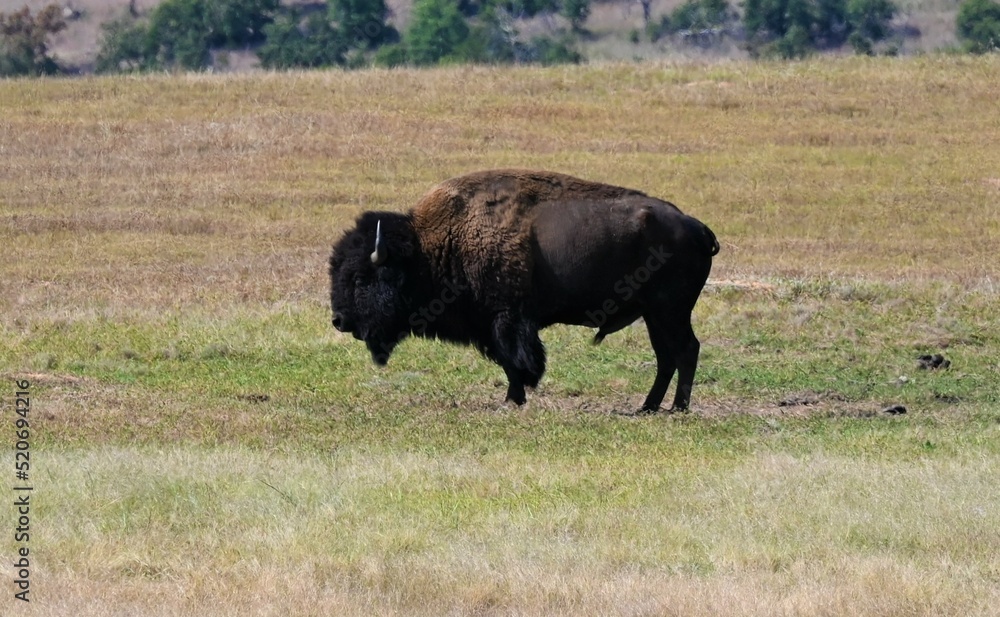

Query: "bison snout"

xmin=332 ymin=312 xmax=350 ymax=332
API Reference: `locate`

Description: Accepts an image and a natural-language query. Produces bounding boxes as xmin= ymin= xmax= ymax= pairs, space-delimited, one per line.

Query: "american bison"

xmin=329 ymin=169 xmax=719 ymax=413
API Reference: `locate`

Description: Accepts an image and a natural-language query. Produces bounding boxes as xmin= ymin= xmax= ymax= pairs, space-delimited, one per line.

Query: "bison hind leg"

xmin=490 ymin=311 xmax=546 ymax=404
xmin=641 ymin=311 xmax=700 ymax=413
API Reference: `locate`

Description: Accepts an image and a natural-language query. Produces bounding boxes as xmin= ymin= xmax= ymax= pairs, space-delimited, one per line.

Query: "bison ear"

xmin=370 ymin=220 xmax=387 ymax=266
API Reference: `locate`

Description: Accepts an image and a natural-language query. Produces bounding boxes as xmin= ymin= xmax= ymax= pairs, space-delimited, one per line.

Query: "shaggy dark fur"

xmin=329 ymin=169 xmax=719 ymax=412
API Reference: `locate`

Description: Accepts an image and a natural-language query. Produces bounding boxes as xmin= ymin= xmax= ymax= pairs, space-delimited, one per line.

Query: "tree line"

xmin=2 ymin=0 xmax=999 ymax=77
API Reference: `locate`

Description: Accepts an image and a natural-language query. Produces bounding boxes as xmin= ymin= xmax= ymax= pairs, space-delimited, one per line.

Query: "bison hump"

xmin=410 ymin=170 xmax=651 ymax=306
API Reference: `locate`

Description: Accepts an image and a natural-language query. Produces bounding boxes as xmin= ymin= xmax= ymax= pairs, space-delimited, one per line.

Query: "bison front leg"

xmin=501 ymin=365 xmax=527 ymax=405
xmin=490 ymin=311 xmax=546 ymax=405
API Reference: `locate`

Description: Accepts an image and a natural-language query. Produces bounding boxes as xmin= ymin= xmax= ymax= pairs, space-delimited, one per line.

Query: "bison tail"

xmin=702 ymin=224 xmax=720 ymax=256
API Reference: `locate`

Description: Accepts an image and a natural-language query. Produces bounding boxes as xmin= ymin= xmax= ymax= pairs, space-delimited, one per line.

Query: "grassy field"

xmin=2 ymin=57 xmax=1000 ymax=615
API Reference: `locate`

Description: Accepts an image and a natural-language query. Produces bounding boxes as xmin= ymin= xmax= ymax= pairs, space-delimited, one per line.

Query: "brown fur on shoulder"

xmin=411 ymin=169 xmax=645 ymax=305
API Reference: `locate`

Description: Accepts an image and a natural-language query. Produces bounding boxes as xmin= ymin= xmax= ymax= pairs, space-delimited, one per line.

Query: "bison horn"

xmin=370 ymin=220 xmax=387 ymax=265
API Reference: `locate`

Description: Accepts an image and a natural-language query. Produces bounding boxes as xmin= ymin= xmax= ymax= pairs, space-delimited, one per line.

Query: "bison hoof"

xmin=505 ymin=391 xmax=527 ymax=406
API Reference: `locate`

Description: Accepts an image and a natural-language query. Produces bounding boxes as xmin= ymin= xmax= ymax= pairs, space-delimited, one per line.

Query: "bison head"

xmin=329 ymin=212 xmax=421 ymax=365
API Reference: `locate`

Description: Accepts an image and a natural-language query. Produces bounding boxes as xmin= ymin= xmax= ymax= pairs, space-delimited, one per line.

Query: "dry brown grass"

xmin=3 ymin=58 xmax=1000 ymax=324
xmin=18 ymin=565 xmax=999 ymax=617
xmin=9 ymin=447 xmax=1000 ymax=616
xmin=3 ymin=59 xmax=1000 ymax=616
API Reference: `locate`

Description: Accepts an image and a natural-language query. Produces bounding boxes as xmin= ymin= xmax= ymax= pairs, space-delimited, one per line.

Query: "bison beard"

xmin=329 ymin=169 xmax=719 ymax=413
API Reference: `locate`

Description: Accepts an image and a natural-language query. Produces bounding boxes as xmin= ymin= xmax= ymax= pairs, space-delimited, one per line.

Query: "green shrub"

xmin=406 ymin=0 xmax=470 ymax=65
xmin=813 ymin=0 xmax=850 ymax=45
xmin=257 ymin=0 xmax=397 ymax=70
xmin=394 ymin=0 xmax=587 ymax=66
xmin=672 ymin=0 xmax=732 ymax=31
xmin=648 ymin=0 xmax=734 ymax=42
xmin=95 ymin=16 xmax=152 ymax=73
xmin=210 ymin=0 xmax=278 ymax=46
xmin=743 ymin=0 xmax=895 ymax=57
xmin=646 ymin=15 xmax=670 ymax=41
xmin=258 ymin=12 xmax=346 ymax=69
xmin=527 ymin=33 xmax=582 ymax=64
xmin=372 ymin=42 xmax=408 ymax=67
xmin=847 ymin=0 xmax=895 ymax=42
xmin=96 ymin=0 xmax=278 ymax=72
xmin=957 ymin=0 xmax=1000 ymax=53
xmin=487 ymin=0 xmax=559 ymax=17
xmin=743 ymin=0 xmax=806 ymax=43
xmin=452 ymin=20 xmax=522 ymax=63
xmin=0 ymin=4 xmax=66 ymax=76
xmin=848 ymin=29 xmax=874 ymax=54
xmin=561 ymin=0 xmax=590 ymax=30
xmin=331 ymin=0 xmax=398 ymax=49
xmin=774 ymin=22 xmax=813 ymax=57
xmin=145 ymin=0 xmax=214 ymax=69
